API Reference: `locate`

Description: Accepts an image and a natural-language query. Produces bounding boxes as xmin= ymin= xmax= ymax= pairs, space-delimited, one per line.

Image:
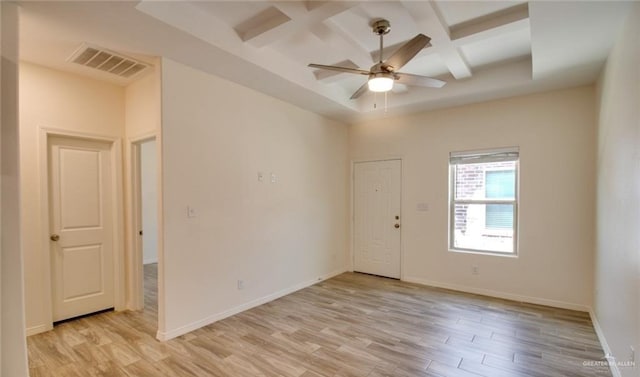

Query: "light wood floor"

xmin=27 ymin=265 xmax=612 ymax=377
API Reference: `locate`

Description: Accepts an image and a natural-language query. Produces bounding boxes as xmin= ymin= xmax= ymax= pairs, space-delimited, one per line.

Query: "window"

xmin=449 ymin=148 xmax=519 ymax=254
xmin=485 ymin=170 xmax=515 ymax=229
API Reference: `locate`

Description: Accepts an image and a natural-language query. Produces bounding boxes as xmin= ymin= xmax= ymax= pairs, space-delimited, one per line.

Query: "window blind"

xmin=450 ymin=147 xmax=519 ymax=165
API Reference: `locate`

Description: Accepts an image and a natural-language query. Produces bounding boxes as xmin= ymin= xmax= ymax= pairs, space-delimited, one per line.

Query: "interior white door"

xmin=49 ymin=136 xmax=115 ymax=322
xmin=354 ymin=160 xmax=402 ymax=279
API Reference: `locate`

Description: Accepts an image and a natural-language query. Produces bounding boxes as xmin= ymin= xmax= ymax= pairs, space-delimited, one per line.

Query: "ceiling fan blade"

xmin=395 ymin=72 xmax=446 ymax=88
xmin=384 ymin=34 xmax=430 ymax=71
xmin=350 ymin=81 xmax=369 ymax=99
xmin=308 ymin=64 xmax=370 ymax=76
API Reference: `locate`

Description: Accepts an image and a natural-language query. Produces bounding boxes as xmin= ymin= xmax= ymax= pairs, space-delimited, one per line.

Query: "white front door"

xmin=353 ymin=160 xmax=402 ymax=279
xmin=49 ymin=136 xmax=115 ymax=322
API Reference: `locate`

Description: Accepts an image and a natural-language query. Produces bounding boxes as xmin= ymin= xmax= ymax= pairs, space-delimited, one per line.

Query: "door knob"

xmin=394 ymin=224 xmax=400 ymax=229
xmin=50 ymin=234 xmax=60 ymax=242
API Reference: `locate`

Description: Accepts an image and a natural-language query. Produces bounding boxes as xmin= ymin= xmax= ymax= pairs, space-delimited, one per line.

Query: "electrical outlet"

xmin=630 ymin=346 xmax=635 ymax=362
xmin=472 ymin=266 xmax=479 ymax=275
xmin=270 ymin=173 xmax=277 ymax=183
xmin=187 ymin=206 xmax=197 ymax=218
xmin=257 ymin=172 xmax=264 ymax=182
xmin=237 ymin=280 xmax=244 ymax=290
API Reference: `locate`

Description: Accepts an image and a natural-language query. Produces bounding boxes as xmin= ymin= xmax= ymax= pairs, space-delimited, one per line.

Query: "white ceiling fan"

xmin=309 ymin=19 xmax=446 ymax=99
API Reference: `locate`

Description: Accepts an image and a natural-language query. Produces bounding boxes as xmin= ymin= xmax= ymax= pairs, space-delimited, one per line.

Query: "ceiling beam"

xmin=236 ymin=7 xmax=295 ymax=47
xmin=450 ymin=3 xmax=529 ymax=41
xmin=439 ymin=49 xmax=472 ymax=79
xmin=402 ymin=1 xmax=473 ymax=79
xmin=451 ymin=18 xmax=530 ymax=47
xmin=240 ymin=1 xmax=356 ymax=48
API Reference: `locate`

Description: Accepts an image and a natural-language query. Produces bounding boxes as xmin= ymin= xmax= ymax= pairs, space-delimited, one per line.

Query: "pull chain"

xmin=384 ymin=91 xmax=388 ymax=113
xmin=372 ymin=91 xmax=390 ymax=112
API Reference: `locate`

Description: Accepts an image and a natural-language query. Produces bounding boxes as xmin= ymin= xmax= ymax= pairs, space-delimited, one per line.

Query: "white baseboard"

xmin=156 ymin=268 xmax=347 ymax=341
xmin=589 ymin=310 xmax=622 ymax=377
xmin=26 ymin=323 xmax=52 ymax=336
xmin=402 ymin=276 xmax=590 ymax=312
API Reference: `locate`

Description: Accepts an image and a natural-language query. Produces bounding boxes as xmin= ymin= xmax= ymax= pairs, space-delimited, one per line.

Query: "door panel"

xmin=59 ymin=148 xmax=102 ymax=229
xmin=354 ymin=160 xmax=401 ymax=279
xmin=49 ymin=136 xmax=114 ymax=322
xmin=61 ymin=244 xmax=104 ymax=300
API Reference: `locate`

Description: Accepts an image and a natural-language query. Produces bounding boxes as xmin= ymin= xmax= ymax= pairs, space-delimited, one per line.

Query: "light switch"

xmin=257 ymin=172 xmax=264 ymax=182
xmin=187 ymin=206 xmax=197 ymax=218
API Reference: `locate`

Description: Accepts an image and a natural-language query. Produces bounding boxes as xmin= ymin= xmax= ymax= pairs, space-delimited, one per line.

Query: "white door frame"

xmin=127 ymin=132 xmax=157 ymax=311
xmin=126 ymin=131 xmax=165 ymax=341
xmin=38 ymin=127 xmax=125 ymax=330
xmin=350 ymin=157 xmax=404 ymax=280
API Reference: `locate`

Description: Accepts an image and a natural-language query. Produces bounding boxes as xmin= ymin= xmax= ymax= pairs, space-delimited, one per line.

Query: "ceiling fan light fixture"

xmin=308 ymin=18 xmax=444 ymax=100
xmin=368 ymin=73 xmax=394 ymax=92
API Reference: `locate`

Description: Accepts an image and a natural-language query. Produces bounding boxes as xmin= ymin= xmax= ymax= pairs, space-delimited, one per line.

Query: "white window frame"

xmin=448 ymin=147 xmax=519 ymax=255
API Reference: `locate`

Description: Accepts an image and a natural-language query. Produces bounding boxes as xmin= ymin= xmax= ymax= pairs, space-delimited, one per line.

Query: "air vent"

xmin=67 ymin=44 xmax=149 ymax=79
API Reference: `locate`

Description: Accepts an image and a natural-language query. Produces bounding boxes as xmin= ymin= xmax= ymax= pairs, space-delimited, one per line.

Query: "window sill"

xmin=448 ymin=248 xmax=518 ymax=258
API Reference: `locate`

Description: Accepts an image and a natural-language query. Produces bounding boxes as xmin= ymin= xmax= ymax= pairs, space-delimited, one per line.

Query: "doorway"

xmin=353 ymin=159 xmax=402 ymax=279
xmin=132 ymin=137 xmax=158 ymax=317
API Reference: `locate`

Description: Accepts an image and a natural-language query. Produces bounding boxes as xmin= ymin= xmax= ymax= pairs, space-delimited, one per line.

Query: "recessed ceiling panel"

xmin=460 ymin=27 xmax=531 ymax=68
xmin=328 ymin=2 xmax=419 ymax=52
xmin=398 ymin=53 xmax=450 ymax=78
xmin=272 ymin=31 xmax=332 ymax=64
xmin=195 ymin=1 xmax=275 ymax=28
xmin=436 ymin=1 xmax=527 ymax=27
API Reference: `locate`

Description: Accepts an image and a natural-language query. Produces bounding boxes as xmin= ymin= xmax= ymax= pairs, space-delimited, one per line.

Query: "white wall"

xmin=141 ymin=140 xmax=158 ymax=264
xmin=349 ymin=86 xmax=596 ymax=310
xmin=19 ymin=62 xmax=125 ymax=333
xmin=1 ymin=2 xmax=29 ymax=375
xmin=594 ymin=4 xmax=640 ymax=376
xmin=125 ymin=67 xmax=160 ymax=138
xmin=160 ymin=58 xmax=349 ymax=339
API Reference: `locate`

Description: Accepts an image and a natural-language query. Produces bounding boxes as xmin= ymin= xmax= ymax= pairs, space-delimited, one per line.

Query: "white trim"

xmin=125 ymin=133 xmax=157 ymax=311
xmin=112 ymin=139 xmax=126 ymax=312
xmin=129 ymin=140 xmax=143 ymax=310
xmin=450 ymin=146 xmax=520 ymax=160
xmin=37 ymin=127 xmax=125 ymax=328
xmin=156 ymin=268 xmax=346 ymax=341
xmin=589 ymin=310 xmax=622 ymax=377
xmin=449 ymin=156 xmax=519 ymax=256
xmin=349 ymin=163 xmax=354 ymax=273
xmin=38 ymin=129 xmax=54 ymax=329
xmin=25 ymin=324 xmax=52 ymax=337
xmin=402 ymin=276 xmax=590 ymax=312
xmin=448 ymin=248 xmax=518 ymax=258
xmin=129 ymin=130 xmax=157 ymax=144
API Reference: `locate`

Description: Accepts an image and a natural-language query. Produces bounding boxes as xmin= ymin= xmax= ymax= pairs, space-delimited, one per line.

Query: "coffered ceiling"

xmin=18 ymin=1 xmax=633 ymax=122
